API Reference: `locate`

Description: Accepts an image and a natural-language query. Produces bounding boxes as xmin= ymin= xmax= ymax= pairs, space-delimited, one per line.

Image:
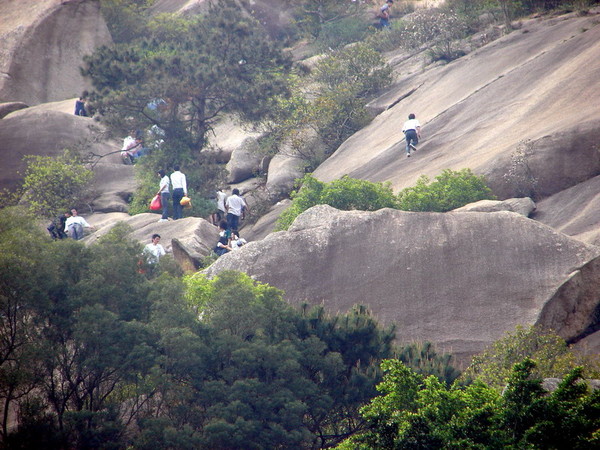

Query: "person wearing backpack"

xmin=379 ymin=0 xmax=393 ymax=28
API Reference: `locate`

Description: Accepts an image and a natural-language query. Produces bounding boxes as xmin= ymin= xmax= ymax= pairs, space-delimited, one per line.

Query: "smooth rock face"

xmin=203 ymin=205 xmax=600 ymax=361
xmin=266 ymin=154 xmax=304 ymax=200
xmin=534 ymin=175 xmax=600 ymax=246
xmin=226 ymin=137 xmax=263 ymax=183
xmin=0 ymin=102 xmax=27 ymax=119
xmin=85 ymin=213 xmax=218 ymax=269
xmin=454 ymin=197 xmax=536 ymax=217
xmin=313 ymin=12 xmax=600 ymax=202
xmin=0 ymin=0 xmax=112 ymax=104
xmin=0 ymin=107 xmax=115 ymax=191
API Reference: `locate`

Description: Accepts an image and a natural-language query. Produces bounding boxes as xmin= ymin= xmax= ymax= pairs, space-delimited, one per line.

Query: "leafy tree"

xmin=98 ymin=0 xmax=154 ymax=43
xmin=461 ymin=325 xmax=600 ymax=390
xmin=338 ymin=358 xmax=600 ymax=449
xmin=20 ymin=151 xmax=94 ymax=219
xmin=173 ymin=271 xmax=396 ymax=448
xmin=290 ymin=0 xmax=367 ymax=38
xmin=397 ymin=168 xmax=494 ymax=212
xmin=83 ymin=3 xmax=291 ymax=166
xmin=263 ymin=42 xmax=392 ymax=172
xmin=276 ymin=175 xmax=400 ymax=230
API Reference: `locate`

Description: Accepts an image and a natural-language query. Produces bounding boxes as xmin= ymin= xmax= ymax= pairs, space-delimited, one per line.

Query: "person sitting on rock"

xmin=214 ymin=220 xmax=232 ymax=257
xmin=64 ymin=208 xmax=94 ymax=240
xmin=47 ymin=211 xmax=71 ymax=239
xmin=230 ymin=232 xmax=247 ymax=250
xmin=74 ymin=91 xmax=88 ymax=116
xmin=121 ymin=130 xmax=145 ymax=164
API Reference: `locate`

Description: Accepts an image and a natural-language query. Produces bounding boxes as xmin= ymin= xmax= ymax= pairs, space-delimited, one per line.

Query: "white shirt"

xmin=144 ymin=243 xmax=166 ymax=264
xmin=226 ymin=194 xmax=246 ymax=216
xmin=121 ymin=135 xmax=136 ymax=151
xmin=159 ymin=175 xmax=170 ymax=193
xmin=64 ymin=215 xmax=90 ymax=232
xmin=402 ymin=118 xmax=421 ymax=132
xmin=216 ymin=190 xmax=227 ymax=212
xmin=170 ymin=171 xmax=187 ymax=194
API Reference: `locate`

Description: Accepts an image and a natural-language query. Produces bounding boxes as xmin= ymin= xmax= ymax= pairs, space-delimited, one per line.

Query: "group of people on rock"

xmin=47 ymin=208 xmax=95 ymax=241
xmin=156 ymin=165 xmax=188 ymax=222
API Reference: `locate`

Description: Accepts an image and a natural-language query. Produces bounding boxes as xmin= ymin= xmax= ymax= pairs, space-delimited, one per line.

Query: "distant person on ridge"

xmin=402 ymin=113 xmax=421 ymax=158
xmin=379 ymin=0 xmax=393 ymax=28
xmin=170 ymin=165 xmax=187 ymax=220
xmin=74 ymin=91 xmax=88 ymax=116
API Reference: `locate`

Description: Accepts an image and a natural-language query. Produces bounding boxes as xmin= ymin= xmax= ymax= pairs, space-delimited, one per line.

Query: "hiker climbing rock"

xmin=378 ymin=0 xmax=393 ymax=28
xmin=402 ymin=113 xmax=421 ymax=158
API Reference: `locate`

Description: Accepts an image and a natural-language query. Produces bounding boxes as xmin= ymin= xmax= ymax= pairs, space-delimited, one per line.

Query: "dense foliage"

xmin=276 ymin=175 xmax=400 ymax=230
xmin=276 ymin=170 xmax=494 ymax=230
xmin=397 ymin=168 xmax=494 ymax=212
xmin=0 ymin=209 xmax=408 ymax=448
xmin=84 ymin=2 xmax=291 ymax=204
xmin=338 ymin=358 xmax=600 ymax=449
xmin=20 ymin=151 xmax=94 ymax=219
xmin=462 ymin=325 xmax=600 ymax=390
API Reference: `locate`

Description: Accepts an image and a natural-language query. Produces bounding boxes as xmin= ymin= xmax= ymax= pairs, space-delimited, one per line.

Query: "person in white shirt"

xmin=402 ymin=113 xmax=421 ymax=158
xmin=225 ymin=188 xmax=248 ymax=233
xmin=170 ymin=165 xmax=187 ymax=220
xmin=211 ymin=188 xmax=228 ymax=225
xmin=143 ymin=234 xmax=166 ymax=264
xmin=64 ymin=208 xmax=94 ymax=240
xmin=156 ymin=169 xmax=170 ymax=222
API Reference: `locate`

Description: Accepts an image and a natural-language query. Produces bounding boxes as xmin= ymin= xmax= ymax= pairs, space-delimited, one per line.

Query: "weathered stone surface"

xmin=266 ymin=154 xmax=304 ymax=200
xmin=542 ymin=377 xmax=600 ymax=392
xmin=454 ymin=197 xmax=536 ymax=217
xmin=89 ymin=163 xmax=136 ymax=213
xmin=313 ymin=11 xmax=600 ymax=204
xmin=534 ymin=175 xmax=600 ymax=246
xmin=0 ymin=0 xmax=112 ymax=105
xmin=242 ymin=199 xmax=291 ymax=242
xmin=573 ymin=330 xmax=600 ymax=357
xmin=0 ymin=101 xmax=27 ymax=119
xmin=203 ymin=115 xmax=262 ymax=164
xmin=85 ymin=213 xmax=217 ymax=269
xmin=0 ymin=107 xmax=115 ymax=191
xmin=225 ymin=137 xmax=263 ymax=183
xmin=203 ymin=206 xmax=600 ymax=362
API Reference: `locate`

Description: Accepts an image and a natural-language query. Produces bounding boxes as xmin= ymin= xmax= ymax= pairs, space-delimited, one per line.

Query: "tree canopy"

xmin=83 ymin=2 xmax=291 ymax=167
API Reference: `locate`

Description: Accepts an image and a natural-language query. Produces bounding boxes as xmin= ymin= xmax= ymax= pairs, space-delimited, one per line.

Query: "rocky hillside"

xmin=1 ymin=1 xmax=600 ymax=358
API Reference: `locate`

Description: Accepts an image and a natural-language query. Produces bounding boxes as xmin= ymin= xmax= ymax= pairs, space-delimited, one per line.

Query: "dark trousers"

xmin=227 ymin=213 xmax=240 ymax=232
xmin=161 ymin=192 xmax=171 ymax=219
xmin=405 ymin=129 xmax=418 ymax=154
xmin=172 ymin=188 xmax=184 ymax=220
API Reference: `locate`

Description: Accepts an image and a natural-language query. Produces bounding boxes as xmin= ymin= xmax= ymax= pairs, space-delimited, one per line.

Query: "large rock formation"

xmin=203 ymin=205 xmax=600 ymax=362
xmin=0 ymin=0 xmax=112 ymax=105
xmin=85 ymin=212 xmax=218 ymax=270
xmin=534 ymin=175 xmax=600 ymax=246
xmin=313 ymin=10 xmax=600 ymax=202
xmin=0 ymin=105 xmax=120 ymax=192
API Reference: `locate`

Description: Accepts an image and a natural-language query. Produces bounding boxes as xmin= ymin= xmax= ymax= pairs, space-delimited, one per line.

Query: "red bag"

xmin=150 ymin=194 xmax=162 ymax=211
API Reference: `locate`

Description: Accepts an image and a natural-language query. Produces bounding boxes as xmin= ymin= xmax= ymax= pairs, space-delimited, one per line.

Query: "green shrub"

xmin=365 ymin=8 xmax=469 ymax=61
xmin=316 ymin=16 xmax=370 ymax=50
xmin=461 ymin=325 xmax=600 ymax=390
xmin=21 ymin=151 xmax=94 ymax=219
xmin=276 ymin=175 xmax=399 ymax=230
xmin=397 ymin=168 xmax=494 ymax=212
